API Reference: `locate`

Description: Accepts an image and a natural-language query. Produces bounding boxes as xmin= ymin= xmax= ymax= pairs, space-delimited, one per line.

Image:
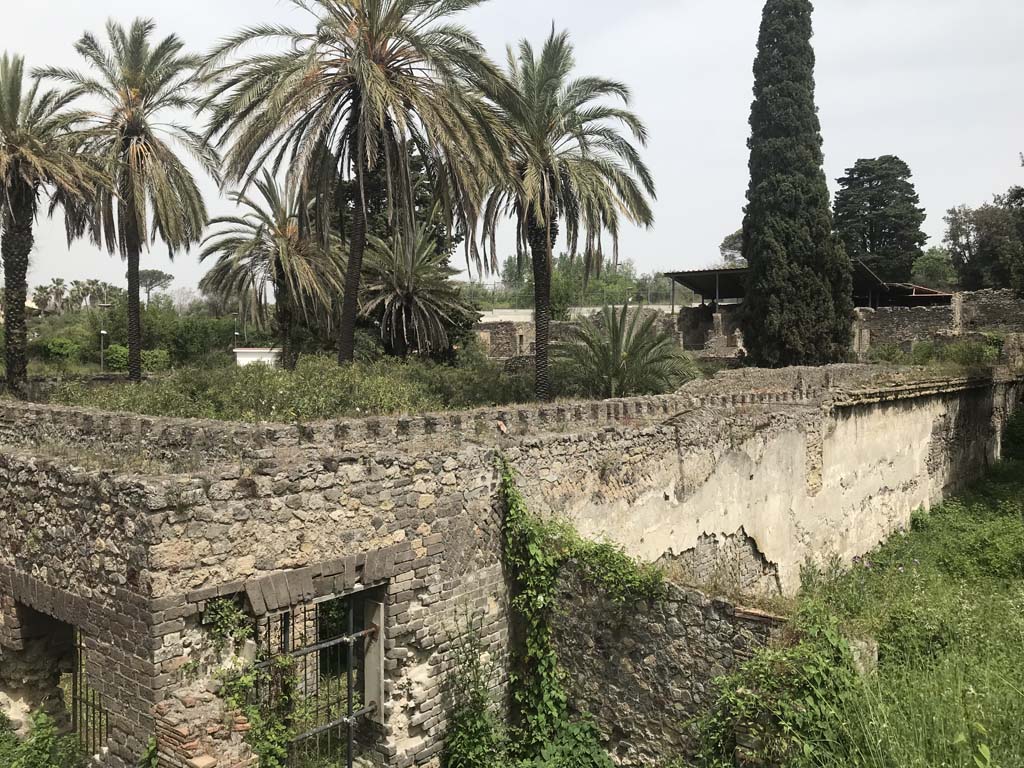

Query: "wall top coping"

xmin=0 ymin=368 xmax=1018 ymax=468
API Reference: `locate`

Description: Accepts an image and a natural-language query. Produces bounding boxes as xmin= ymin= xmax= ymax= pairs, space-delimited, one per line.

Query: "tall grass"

xmin=800 ymin=456 xmax=1024 ymax=768
xmin=701 ymin=431 xmax=1024 ymax=768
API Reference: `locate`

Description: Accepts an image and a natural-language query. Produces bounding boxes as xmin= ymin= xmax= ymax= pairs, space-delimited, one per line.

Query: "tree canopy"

xmin=833 ymin=155 xmax=928 ymax=283
xmin=740 ymin=0 xmax=852 ymax=367
xmin=912 ymin=247 xmax=957 ymax=292
xmin=944 ymin=187 xmax=1024 ymax=293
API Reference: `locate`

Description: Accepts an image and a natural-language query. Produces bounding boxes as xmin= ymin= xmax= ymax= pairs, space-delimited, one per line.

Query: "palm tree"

xmin=362 ymin=220 xmax=478 ymax=356
xmin=480 ymin=30 xmax=656 ymax=401
xmin=31 ymin=285 xmax=51 ymax=313
xmin=0 ymin=53 xmax=98 ymax=392
xmin=48 ymin=277 xmax=67 ymax=313
xmin=554 ymin=303 xmax=698 ymax=399
xmin=38 ymin=19 xmax=219 ymax=382
xmin=203 ymin=0 xmax=504 ymax=364
xmin=199 ymin=171 xmax=343 ymax=369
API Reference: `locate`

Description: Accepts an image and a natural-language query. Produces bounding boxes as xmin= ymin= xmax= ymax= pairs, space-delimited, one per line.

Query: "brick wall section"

xmin=661 ymin=528 xmax=782 ymax=596
xmin=551 ymin=565 xmax=785 ymax=766
xmin=0 ymin=566 xmax=156 ymax=766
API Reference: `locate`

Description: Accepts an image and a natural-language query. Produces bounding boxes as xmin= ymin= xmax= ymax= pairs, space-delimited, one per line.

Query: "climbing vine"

xmin=499 ymin=459 xmax=664 ymax=756
xmin=219 ymin=655 xmax=296 ymax=768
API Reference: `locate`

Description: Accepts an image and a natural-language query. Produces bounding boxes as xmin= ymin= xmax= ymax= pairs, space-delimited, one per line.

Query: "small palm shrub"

xmin=362 ymin=223 xmax=479 ymax=357
xmin=554 ymin=304 xmax=699 ymax=399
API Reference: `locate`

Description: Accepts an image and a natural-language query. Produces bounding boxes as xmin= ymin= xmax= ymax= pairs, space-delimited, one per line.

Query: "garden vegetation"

xmin=698 ymin=410 xmax=1024 ymax=768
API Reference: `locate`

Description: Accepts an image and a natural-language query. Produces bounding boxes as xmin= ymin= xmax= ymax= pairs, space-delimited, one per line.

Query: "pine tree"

xmin=741 ymin=0 xmax=853 ymax=367
xmin=834 ymin=156 xmax=928 ymax=283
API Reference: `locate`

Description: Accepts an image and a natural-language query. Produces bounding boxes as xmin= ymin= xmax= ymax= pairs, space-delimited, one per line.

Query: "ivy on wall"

xmin=499 ymin=459 xmax=664 ymax=757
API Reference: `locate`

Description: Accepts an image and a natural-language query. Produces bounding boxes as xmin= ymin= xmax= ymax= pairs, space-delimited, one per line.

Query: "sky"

xmin=11 ymin=0 xmax=1024 ymax=293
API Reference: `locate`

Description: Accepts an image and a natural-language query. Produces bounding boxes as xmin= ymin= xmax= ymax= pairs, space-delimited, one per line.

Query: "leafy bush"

xmin=39 ymin=337 xmax=82 ymax=365
xmin=520 ymin=720 xmax=614 ymax=768
xmin=938 ymin=339 xmax=999 ymax=368
xmin=167 ymin=317 xmax=237 ymax=365
xmin=867 ymin=343 xmax=908 ymax=364
xmin=141 ymin=349 xmax=171 ymax=373
xmin=0 ymin=712 xmax=86 ymax=768
xmin=104 ymin=344 xmax=129 ymax=372
xmin=698 ymin=603 xmax=856 ymax=767
xmin=444 ymin=632 xmax=507 ymax=768
xmin=909 ymin=340 xmax=936 ymax=366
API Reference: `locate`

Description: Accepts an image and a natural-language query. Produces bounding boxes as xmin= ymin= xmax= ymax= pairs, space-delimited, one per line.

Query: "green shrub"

xmin=53 ymin=351 xmax=538 ymax=421
xmin=520 ymin=719 xmax=614 ymax=768
xmin=444 ymin=631 xmax=508 ymax=768
xmin=698 ymin=603 xmax=856 ymax=767
xmin=909 ymin=341 xmax=936 ymax=366
xmin=104 ymin=344 xmax=129 ymax=372
xmin=0 ymin=712 xmax=86 ymax=768
xmin=937 ymin=340 xmax=999 ymax=368
xmin=141 ymin=349 xmax=171 ymax=373
xmin=40 ymin=337 xmax=82 ymax=365
xmin=168 ymin=317 xmax=237 ymax=365
xmin=867 ymin=343 xmax=908 ymax=364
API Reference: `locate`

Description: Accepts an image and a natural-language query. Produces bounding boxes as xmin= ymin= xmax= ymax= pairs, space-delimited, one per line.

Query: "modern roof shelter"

xmin=666 ymin=260 xmax=954 ymax=308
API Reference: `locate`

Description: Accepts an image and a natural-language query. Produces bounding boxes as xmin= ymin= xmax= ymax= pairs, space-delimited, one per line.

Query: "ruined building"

xmin=0 ymin=365 xmax=1022 ymax=767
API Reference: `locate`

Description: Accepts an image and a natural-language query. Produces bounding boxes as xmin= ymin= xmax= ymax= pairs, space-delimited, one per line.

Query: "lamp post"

xmin=232 ymin=312 xmax=240 ymax=351
xmin=98 ymin=303 xmax=112 ymax=373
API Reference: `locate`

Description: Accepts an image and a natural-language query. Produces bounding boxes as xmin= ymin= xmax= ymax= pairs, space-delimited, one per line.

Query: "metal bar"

xmin=254 ymin=627 xmax=377 ymax=669
xmin=347 ymin=604 xmax=354 ymax=768
xmin=291 ymin=704 xmax=378 ymax=743
xmin=72 ymin=632 xmax=80 ymax=741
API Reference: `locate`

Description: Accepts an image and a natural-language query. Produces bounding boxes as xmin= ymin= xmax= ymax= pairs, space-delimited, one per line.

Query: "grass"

xmin=796 ymin=458 xmax=1024 ymax=767
xmin=699 ymin=412 xmax=1024 ymax=768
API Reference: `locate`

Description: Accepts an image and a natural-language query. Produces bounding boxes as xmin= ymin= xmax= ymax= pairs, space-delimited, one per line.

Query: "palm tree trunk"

xmin=123 ymin=201 xmax=143 ymax=383
xmin=1 ymin=189 xmax=35 ymax=397
xmin=527 ymin=212 xmax=559 ymax=402
xmin=337 ymin=156 xmax=368 ymax=364
xmin=276 ymin=262 xmax=298 ymax=371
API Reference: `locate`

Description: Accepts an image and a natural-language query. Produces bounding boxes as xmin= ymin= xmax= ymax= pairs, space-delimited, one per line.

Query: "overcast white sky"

xmin=9 ymin=0 xmax=1024 ymax=291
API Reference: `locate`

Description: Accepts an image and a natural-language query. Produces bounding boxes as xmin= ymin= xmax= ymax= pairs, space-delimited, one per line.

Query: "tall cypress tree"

xmin=741 ymin=0 xmax=853 ymax=367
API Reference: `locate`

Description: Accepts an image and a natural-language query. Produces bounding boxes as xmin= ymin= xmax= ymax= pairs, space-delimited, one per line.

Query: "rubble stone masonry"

xmin=0 ymin=364 xmax=1021 ymax=766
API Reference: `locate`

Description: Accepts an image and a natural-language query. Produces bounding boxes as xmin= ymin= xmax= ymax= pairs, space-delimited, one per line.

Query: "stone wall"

xmin=852 ymin=289 xmax=1021 ymax=359
xmin=852 ymin=304 xmax=956 ymax=355
xmin=679 ymin=305 xmax=743 ymax=358
xmin=959 ymin=289 xmax=1022 ymax=334
xmin=551 ymin=566 xmax=784 ymax=766
xmin=476 ymin=321 xmax=534 ymax=358
xmin=551 ymin=373 xmax=1022 ymax=594
xmin=0 ymin=366 xmax=1021 ymax=766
